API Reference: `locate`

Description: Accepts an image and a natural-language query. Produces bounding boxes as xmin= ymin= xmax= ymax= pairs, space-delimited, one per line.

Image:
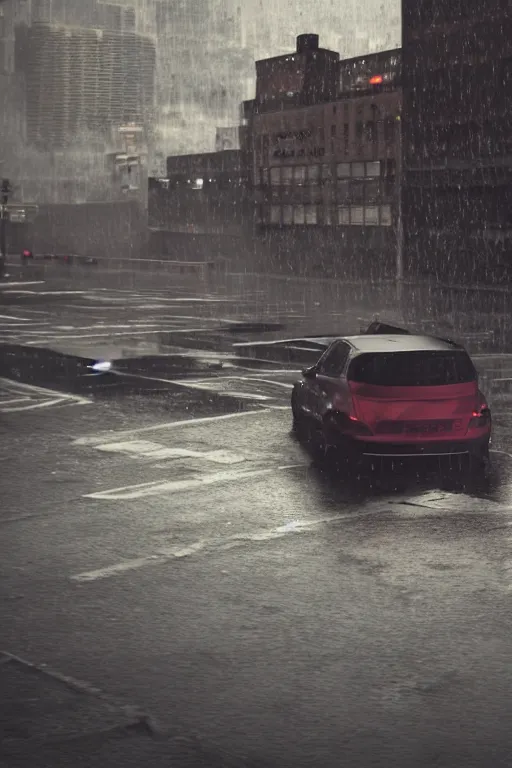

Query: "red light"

xmin=23 ymin=249 xmax=31 ymax=256
xmin=369 ymin=75 xmax=383 ymax=85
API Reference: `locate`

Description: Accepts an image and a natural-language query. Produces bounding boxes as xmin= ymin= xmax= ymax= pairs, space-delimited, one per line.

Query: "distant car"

xmin=291 ymin=333 xmax=491 ymax=472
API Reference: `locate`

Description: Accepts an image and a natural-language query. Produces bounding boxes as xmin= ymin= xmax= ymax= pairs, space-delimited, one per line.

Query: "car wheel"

xmin=291 ymin=394 xmax=310 ymax=439
xmin=321 ymin=412 xmax=360 ymax=472
xmin=469 ymin=445 xmax=490 ymax=477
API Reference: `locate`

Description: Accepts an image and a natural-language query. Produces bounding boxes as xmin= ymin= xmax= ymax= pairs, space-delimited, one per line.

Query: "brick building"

xmin=150 ymin=35 xmax=401 ymax=278
xmin=402 ymin=0 xmax=512 ymax=285
xmin=248 ymin=36 xmax=401 ymax=278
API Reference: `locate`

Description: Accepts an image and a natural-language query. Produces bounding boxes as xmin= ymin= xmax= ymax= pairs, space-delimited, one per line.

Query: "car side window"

xmin=317 ymin=342 xmax=350 ymax=377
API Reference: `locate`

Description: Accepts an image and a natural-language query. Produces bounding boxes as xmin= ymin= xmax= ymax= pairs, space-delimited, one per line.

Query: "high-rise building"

xmin=153 ymin=0 xmax=253 ymax=160
xmin=402 ymin=0 xmax=512 ymax=285
xmin=18 ymin=22 xmax=155 ymax=149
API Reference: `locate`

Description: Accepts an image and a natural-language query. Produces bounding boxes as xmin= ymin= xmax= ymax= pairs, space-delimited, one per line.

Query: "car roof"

xmin=341 ymin=334 xmax=465 ymax=354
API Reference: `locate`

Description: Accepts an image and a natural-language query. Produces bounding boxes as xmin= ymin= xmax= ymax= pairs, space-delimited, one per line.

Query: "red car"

xmin=291 ymin=333 xmax=491 ymax=472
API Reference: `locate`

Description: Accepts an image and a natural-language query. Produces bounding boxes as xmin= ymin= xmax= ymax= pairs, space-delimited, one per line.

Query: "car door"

xmin=309 ymin=341 xmax=351 ymax=420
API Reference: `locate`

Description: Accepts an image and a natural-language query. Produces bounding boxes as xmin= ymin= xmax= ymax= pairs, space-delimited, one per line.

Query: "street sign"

xmin=1 ymin=204 xmax=38 ymax=223
xmin=9 ymin=212 xmax=26 ymax=223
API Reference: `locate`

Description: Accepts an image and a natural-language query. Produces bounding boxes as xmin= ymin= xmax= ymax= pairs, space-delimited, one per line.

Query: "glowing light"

xmin=90 ymin=361 xmax=112 ymax=373
xmin=369 ymin=75 xmax=383 ymax=85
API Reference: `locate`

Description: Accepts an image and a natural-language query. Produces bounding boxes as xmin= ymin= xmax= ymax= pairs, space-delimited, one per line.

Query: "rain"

xmin=1 ymin=2 xmax=512 ymax=767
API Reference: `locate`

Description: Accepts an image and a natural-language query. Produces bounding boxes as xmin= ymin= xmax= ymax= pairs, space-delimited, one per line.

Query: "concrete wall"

xmin=8 ymin=201 xmax=146 ymax=259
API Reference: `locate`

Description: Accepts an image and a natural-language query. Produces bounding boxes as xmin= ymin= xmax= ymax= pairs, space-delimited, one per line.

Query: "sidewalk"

xmin=0 ymin=653 xmax=250 ymax=768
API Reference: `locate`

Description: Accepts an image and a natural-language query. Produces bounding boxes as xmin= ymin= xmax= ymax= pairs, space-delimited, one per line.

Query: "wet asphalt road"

xmin=3 ymin=266 xmax=512 ymax=766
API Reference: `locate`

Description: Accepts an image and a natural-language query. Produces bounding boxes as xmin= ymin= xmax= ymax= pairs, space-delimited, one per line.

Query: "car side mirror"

xmin=302 ymin=366 xmax=317 ymax=379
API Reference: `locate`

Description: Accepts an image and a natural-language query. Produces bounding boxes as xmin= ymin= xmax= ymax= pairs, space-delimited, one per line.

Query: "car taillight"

xmin=346 ymin=415 xmax=373 ymax=436
xmin=469 ymin=393 xmax=491 ymax=429
xmin=328 ymin=410 xmax=373 ymax=436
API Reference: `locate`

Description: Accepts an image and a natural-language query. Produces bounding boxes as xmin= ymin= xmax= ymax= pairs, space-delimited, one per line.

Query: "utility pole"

xmin=0 ymin=178 xmax=10 ymax=280
xmin=395 ymin=112 xmax=404 ymax=307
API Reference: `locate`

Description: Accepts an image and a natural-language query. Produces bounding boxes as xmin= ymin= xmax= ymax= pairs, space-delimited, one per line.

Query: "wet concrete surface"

xmin=2 ymin=366 xmax=512 ymax=767
xmin=3 ymin=264 xmax=512 ymax=766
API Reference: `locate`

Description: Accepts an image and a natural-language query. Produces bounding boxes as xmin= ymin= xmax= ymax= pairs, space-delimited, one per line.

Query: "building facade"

xmin=249 ymin=36 xmax=401 ymax=278
xmin=402 ymin=0 xmax=512 ymax=285
xmin=148 ymin=148 xmax=252 ymax=262
xmin=148 ymin=35 xmax=401 ymax=278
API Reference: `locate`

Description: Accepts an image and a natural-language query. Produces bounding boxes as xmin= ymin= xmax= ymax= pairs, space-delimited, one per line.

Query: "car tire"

xmin=469 ymin=444 xmax=490 ymax=477
xmin=291 ymin=395 xmax=311 ymax=440
xmin=321 ymin=412 xmax=360 ymax=473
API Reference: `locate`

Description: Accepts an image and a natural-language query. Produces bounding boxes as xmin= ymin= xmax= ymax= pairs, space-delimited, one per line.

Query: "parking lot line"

xmin=73 ymin=409 xmax=269 ymax=447
xmin=70 ymin=510 xmax=376 ymax=583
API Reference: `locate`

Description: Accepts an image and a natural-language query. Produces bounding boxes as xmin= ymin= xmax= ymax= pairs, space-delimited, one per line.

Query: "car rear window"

xmin=347 ymin=351 xmax=477 ymax=386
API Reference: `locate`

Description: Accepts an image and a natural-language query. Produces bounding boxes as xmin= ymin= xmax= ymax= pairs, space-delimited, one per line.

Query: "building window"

xmin=283 ymin=205 xmax=293 ymax=225
xmin=337 ymin=180 xmax=350 ymax=201
xmin=293 ymin=205 xmax=305 ymax=224
xmin=337 ymin=162 xmax=350 ymax=178
xmin=355 ymin=121 xmax=363 ymax=142
xmin=270 ymin=167 xmax=280 ymax=186
xmin=365 ymin=179 xmax=380 ymax=203
xmin=281 ymin=166 xmax=293 ymax=186
xmin=322 ymin=206 xmax=332 ymax=225
xmin=270 ymin=205 xmax=281 ymax=224
xmin=365 ymin=206 xmax=379 ymax=225
xmin=308 ymin=165 xmax=320 ymax=184
xmin=331 ymin=124 xmax=336 ymax=137
xmin=384 ymin=118 xmax=395 ymax=144
xmin=365 ymin=121 xmax=377 ymax=144
xmin=294 ymin=166 xmax=307 ymax=185
xmin=343 ymin=123 xmax=349 ymax=154
xmin=384 ymin=159 xmax=396 ymax=177
xmin=321 ymin=164 xmax=332 ymax=181
xmin=350 ymin=181 xmax=365 ymax=203
xmin=380 ymin=204 xmax=392 ymax=226
xmin=305 ymin=205 xmax=317 ymax=225
xmin=338 ymin=206 xmax=350 ymax=225
xmin=366 ymin=161 xmax=380 ymax=177
xmin=350 ymin=206 xmax=364 ymax=225
xmin=352 ymin=162 xmax=365 ymax=178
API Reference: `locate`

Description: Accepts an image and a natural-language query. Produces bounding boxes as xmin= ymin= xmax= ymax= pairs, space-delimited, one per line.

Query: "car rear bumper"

xmin=352 ymin=436 xmax=489 ymax=458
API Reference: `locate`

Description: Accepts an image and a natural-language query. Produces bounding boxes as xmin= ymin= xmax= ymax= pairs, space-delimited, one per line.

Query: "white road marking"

xmin=83 ymin=466 xmax=279 ymax=500
xmin=95 ymin=440 xmax=247 ymax=464
xmin=491 ymin=449 xmax=512 ymax=461
xmin=181 ymin=376 xmax=293 ymax=389
xmin=70 ymin=510 xmax=371 ymax=582
xmin=2 ymin=290 xmax=85 ymax=295
xmin=1 ymin=398 xmax=82 ymax=412
xmin=73 ymin=409 xmax=268 ymax=447
xmin=0 ymin=377 xmax=90 ymax=403
xmin=0 ymin=314 xmax=34 ymax=321
xmin=0 ymin=281 xmax=45 ymax=288
xmin=0 ymin=377 xmax=91 ymax=411
xmin=25 ymin=327 xmax=210 ymax=343
xmin=0 ymin=397 xmax=31 ymax=405
xmin=159 ymin=377 xmax=272 ymax=400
